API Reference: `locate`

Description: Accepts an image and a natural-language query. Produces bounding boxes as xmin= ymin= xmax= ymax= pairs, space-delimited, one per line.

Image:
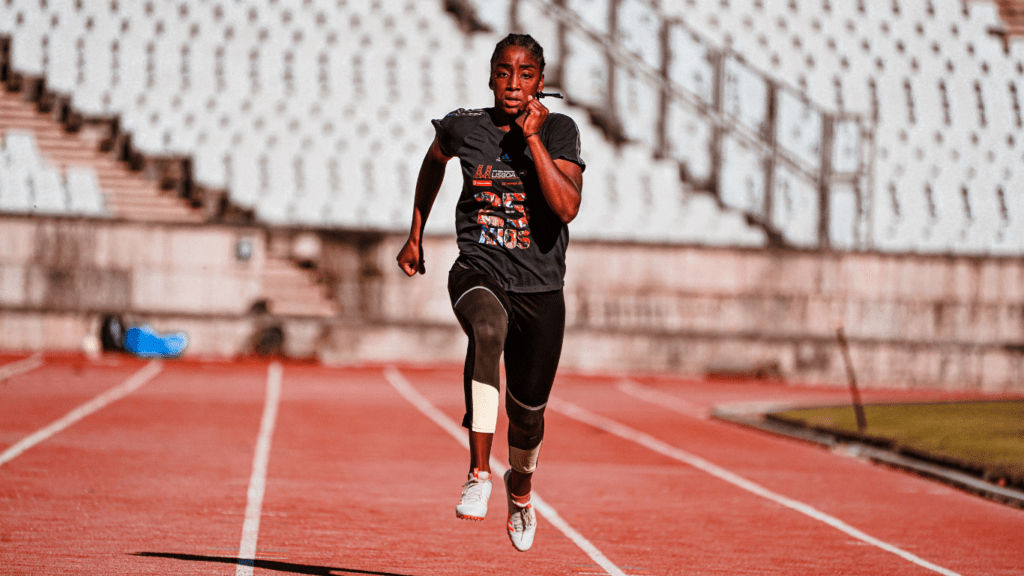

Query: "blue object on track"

xmin=124 ymin=325 xmax=188 ymax=358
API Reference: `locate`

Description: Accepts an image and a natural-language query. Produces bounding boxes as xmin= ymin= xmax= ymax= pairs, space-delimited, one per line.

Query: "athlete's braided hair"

xmin=490 ymin=33 xmax=546 ymax=73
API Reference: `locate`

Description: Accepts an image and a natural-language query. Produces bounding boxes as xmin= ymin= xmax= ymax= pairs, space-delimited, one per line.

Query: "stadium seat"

xmin=664 ymin=100 xmax=713 ymax=185
xmin=471 ymin=0 xmax=512 ymax=33
xmin=561 ymin=28 xmax=609 ymax=111
xmin=666 ymin=25 xmax=715 ymax=106
xmin=566 ymin=0 xmax=611 ymax=36
xmin=65 ymin=167 xmax=106 ymax=215
xmin=614 ymin=67 xmax=660 ymax=148
xmin=771 ymin=165 xmax=819 ymax=248
xmin=617 ymin=0 xmax=660 ymax=70
xmin=0 ymin=165 xmax=33 ymax=212
xmin=4 ymin=131 xmax=43 ymax=172
xmin=31 ymin=166 xmax=68 ymax=214
xmin=44 ymin=11 xmax=82 ymax=94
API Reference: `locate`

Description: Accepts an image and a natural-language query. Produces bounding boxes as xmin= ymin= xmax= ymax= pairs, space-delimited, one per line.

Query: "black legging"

xmin=449 ymin=267 xmax=565 ymax=450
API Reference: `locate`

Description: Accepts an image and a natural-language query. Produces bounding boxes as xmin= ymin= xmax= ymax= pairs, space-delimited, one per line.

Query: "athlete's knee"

xmin=506 ymin=391 xmax=545 ymax=438
xmin=456 ymin=289 xmax=507 ymax=356
xmin=471 ymin=316 xmax=506 ymax=354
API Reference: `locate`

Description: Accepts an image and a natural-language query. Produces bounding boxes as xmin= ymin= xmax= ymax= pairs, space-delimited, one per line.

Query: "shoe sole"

xmin=456 ymin=513 xmax=485 ymax=521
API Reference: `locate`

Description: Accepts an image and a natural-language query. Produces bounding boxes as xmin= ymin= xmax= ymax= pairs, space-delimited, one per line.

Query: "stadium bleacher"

xmin=0 ymin=0 xmax=765 ymax=248
xmin=0 ymin=127 xmax=103 ymax=216
xmin=0 ymin=0 xmax=1021 ymax=255
xmin=488 ymin=0 xmax=1024 ymax=254
xmin=639 ymin=0 xmax=1024 ymax=255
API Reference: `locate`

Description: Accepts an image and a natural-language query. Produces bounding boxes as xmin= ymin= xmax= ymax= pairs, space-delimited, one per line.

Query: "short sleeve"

xmin=543 ymin=114 xmax=586 ymax=172
xmin=431 ymin=110 xmax=468 ymax=158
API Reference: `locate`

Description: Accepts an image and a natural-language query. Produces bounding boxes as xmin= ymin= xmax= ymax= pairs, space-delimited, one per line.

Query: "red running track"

xmin=0 ymin=353 xmax=1021 ymax=575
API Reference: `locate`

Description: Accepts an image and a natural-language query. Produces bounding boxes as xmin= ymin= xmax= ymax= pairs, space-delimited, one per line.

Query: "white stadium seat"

xmin=0 ymin=166 xmax=33 ymax=212
xmin=65 ymin=167 xmax=106 ymax=215
xmin=31 ymin=167 xmax=68 ymax=214
xmin=4 ymin=131 xmax=43 ymax=171
xmin=2 ymin=0 xmax=1019 ymax=254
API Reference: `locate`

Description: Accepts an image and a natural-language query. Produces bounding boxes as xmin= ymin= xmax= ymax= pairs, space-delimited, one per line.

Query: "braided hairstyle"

xmin=490 ymin=33 xmax=546 ymax=74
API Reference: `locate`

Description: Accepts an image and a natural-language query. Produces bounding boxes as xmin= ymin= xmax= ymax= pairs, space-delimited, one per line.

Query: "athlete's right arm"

xmin=397 ymin=136 xmax=452 ymax=276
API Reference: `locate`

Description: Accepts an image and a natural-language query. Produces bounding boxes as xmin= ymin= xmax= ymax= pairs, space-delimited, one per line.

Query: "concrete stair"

xmin=260 ymin=256 xmax=340 ymax=317
xmin=1 ymin=86 xmax=338 ymax=320
xmin=0 ymin=90 xmax=201 ymax=223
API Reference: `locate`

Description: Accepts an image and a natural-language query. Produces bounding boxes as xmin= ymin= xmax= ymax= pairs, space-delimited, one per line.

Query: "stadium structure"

xmin=1 ymin=0 xmax=1022 ymax=390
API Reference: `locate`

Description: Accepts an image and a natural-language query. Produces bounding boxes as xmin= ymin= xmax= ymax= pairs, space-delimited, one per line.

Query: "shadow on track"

xmin=132 ymin=552 xmax=415 ymax=576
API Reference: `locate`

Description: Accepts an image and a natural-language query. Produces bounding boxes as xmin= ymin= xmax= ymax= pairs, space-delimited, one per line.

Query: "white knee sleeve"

xmin=470 ymin=380 xmax=499 ymax=434
xmin=509 ymin=442 xmax=542 ymax=474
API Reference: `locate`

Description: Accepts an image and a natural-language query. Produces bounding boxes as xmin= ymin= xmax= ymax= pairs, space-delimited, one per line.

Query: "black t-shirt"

xmin=432 ymin=108 xmax=585 ymax=293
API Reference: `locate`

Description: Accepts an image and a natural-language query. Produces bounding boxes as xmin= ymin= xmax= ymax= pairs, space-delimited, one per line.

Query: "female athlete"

xmin=397 ymin=33 xmax=584 ymax=552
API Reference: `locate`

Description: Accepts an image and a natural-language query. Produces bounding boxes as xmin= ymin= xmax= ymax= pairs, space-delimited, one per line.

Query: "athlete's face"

xmin=490 ymin=46 xmax=544 ymax=117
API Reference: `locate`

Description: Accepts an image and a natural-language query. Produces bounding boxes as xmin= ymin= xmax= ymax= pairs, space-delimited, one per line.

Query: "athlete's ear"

xmin=538 ymin=75 xmax=544 ymax=93
xmin=489 ymin=76 xmax=495 ymax=90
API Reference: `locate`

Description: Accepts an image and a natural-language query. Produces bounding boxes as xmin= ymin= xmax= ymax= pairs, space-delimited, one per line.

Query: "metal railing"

xmin=508 ymin=0 xmax=874 ymax=250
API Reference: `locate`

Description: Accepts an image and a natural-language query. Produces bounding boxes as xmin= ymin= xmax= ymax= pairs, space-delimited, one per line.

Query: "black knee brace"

xmin=506 ymin=391 xmax=546 ymax=448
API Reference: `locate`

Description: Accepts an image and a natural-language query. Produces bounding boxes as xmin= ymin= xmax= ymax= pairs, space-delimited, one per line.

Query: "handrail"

xmin=514 ymin=0 xmax=874 ymax=249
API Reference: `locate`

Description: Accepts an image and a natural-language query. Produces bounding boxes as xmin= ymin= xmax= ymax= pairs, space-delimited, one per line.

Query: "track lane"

xmin=0 ymin=357 xmax=150 ymax=455
xmin=400 ymin=368 xmax=908 ymax=575
xmin=0 ymin=353 xmax=43 ymax=383
xmin=384 ymin=367 xmax=626 ymax=576
xmin=251 ymin=364 xmax=617 ymax=576
xmin=0 ymin=361 xmax=163 ymax=467
xmin=0 ymin=361 xmax=276 ymax=575
xmin=2 ymin=360 xmax=1021 ymax=575
xmin=552 ymin=374 xmax=1024 ymax=575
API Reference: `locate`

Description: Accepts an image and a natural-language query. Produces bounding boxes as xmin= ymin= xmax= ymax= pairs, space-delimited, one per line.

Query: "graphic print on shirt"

xmin=473 ymin=163 xmax=531 ymax=249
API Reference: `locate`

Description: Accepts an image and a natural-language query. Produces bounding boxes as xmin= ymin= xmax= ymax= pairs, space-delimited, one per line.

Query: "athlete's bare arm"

xmin=398 ymin=137 xmax=452 ymax=276
xmin=517 ymin=97 xmax=583 ymax=224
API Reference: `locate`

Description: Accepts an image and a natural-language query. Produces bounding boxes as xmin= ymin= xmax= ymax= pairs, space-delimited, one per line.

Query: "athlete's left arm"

xmin=519 ymin=98 xmax=583 ymax=224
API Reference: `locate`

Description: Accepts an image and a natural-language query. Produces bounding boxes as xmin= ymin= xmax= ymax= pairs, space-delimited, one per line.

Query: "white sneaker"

xmin=504 ymin=470 xmax=537 ymax=552
xmin=456 ymin=470 xmax=492 ymax=520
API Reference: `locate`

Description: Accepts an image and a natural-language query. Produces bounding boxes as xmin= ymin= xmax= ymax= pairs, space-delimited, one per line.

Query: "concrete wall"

xmin=2 ymin=215 xmax=1022 ymax=391
xmin=561 ymin=243 xmax=1024 ymax=391
xmin=316 ymin=234 xmax=1024 ymax=392
xmin=0 ymin=216 xmax=265 ymax=314
xmin=0 ymin=215 xmax=268 ymax=355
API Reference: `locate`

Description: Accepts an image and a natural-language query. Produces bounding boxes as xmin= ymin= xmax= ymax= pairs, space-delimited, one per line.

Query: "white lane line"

xmin=383 ymin=368 xmax=627 ymax=576
xmin=236 ymin=362 xmax=283 ymax=576
xmin=0 ymin=353 xmax=44 ymax=383
xmin=550 ymin=398 xmax=961 ymax=576
xmin=0 ymin=360 xmax=163 ymax=468
xmin=615 ymin=380 xmax=710 ymax=419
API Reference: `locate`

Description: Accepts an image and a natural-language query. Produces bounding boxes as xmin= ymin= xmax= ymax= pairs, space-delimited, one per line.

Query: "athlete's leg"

xmin=505 ymin=391 xmax=546 ymax=501
xmin=449 ymin=271 xmax=511 ymax=521
xmin=452 ymin=285 xmax=509 ymax=474
xmin=503 ymin=290 xmax=565 ymax=503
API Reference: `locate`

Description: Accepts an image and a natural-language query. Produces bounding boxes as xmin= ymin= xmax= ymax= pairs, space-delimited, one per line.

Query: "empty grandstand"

xmin=3 ymin=0 xmax=1022 ymax=253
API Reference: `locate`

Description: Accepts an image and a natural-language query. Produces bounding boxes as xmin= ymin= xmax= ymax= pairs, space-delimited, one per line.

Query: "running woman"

xmin=396 ymin=33 xmax=584 ymax=552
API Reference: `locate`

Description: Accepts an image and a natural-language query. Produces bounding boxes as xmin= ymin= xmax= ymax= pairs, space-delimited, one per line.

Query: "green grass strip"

xmin=770 ymin=401 xmax=1024 ymax=488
